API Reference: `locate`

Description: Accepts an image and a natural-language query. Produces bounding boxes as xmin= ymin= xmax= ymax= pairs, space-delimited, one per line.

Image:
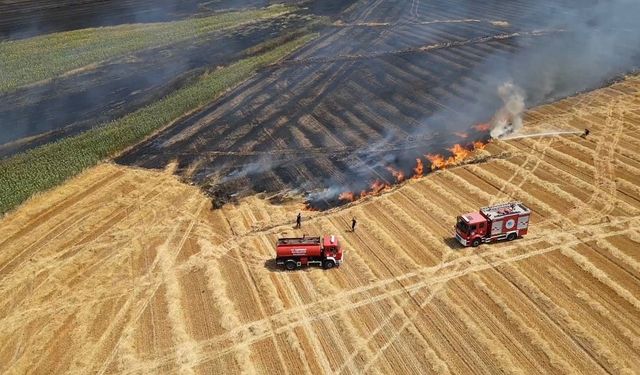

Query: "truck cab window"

xmin=456 ymin=218 xmax=470 ymax=233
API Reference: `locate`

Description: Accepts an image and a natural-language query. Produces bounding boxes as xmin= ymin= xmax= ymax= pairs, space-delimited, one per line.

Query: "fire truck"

xmin=276 ymin=235 xmax=344 ymax=270
xmin=455 ymin=202 xmax=530 ymax=247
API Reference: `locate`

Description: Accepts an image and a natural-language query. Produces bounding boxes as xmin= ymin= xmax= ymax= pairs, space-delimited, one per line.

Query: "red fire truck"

xmin=276 ymin=235 xmax=344 ymax=270
xmin=455 ymin=202 xmax=530 ymax=247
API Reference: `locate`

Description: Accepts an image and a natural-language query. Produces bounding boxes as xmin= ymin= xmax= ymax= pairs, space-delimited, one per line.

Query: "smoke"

xmin=489 ymin=82 xmax=526 ymax=139
xmin=306 ymin=185 xmax=345 ymax=203
xmin=302 ymin=0 xmax=640 ymax=206
xmin=511 ymin=0 xmax=640 ymax=103
xmin=411 ymin=0 xmax=640 ymax=141
xmin=221 ymin=155 xmax=277 ymax=182
xmin=9 ymin=0 xmax=634 ymax=207
xmin=212 ymin=0 xmax=640 ymax=208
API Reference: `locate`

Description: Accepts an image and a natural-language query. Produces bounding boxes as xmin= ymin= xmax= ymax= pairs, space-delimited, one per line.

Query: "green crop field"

xmin=0 ymin=34 xmax=315 ymax=214
xmin=0 ymin=4 xmax=293 ymax=93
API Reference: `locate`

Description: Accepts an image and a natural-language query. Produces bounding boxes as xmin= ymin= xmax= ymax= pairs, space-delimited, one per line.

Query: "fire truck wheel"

xmin=472 ymin=238 xmax=481 ymax=247
xmin=323 ymin=260 xmax=335 ymax=269
xmin=507 ymin=233 xmax=517 ymax=241
xmin=285 ymin=260 xmax=297 ymax=270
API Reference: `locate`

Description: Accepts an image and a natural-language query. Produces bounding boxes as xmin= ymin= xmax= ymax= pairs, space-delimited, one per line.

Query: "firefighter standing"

xmin=295 ymin=213 xmax=301 ymax=229
xmin=581 ymin=128 xmax=590 ymax=138
xmin=351 ymin=217 xmax=357 ymax=232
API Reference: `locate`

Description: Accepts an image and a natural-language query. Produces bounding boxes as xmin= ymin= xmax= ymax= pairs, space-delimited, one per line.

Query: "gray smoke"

xmin=304 ymin=0 xmax=640 ymax=204
xmin=490 ymin=82 xmax=526 ymax=139
xmin=410 ymin=0 xmax=640 ymax=140
xmin=220 ymin=0 xmax=640 ymax=205
xmin=221 ymin=155 xmax=277 ymax=182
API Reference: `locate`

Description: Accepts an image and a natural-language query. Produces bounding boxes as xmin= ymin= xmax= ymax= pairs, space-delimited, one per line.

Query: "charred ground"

xmin=116 ymin=0 xmax=640 ymax=209
xmin=0 ymin=0 xmax=357 ymax=40
xmin=0 ymin=0 xmax=298 ymax=40
xmin=0 ymin=0 xmax=360 ymax=156
xmin=0 ymin=15 xmax=310 ymax=156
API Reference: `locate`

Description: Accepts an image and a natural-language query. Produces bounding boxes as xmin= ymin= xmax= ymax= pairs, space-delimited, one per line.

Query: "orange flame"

xmin=370 ymin=180 xmax=390 ymax=195
xmin=304 ymin=202 xmax=320 ymax=211
xmin=426 ymin=153 xmax=447 ymax=170
xmin=336 ymin=139 xmax=488 ymax=205
xmin=358 ymin=180 xmax=391 ymax=199
xmin=339 ymin=191 xmax=355 ymax=202
xmin=426 ymin=142 xmax=485 ymax=171
xmin=473 ymin=123 xmax=491 ymax=132
xmin=473 ymin=141 xmax=486 ymax=150
xmin=386 ymin=166 xmax=405 ymax=183
xmin=413 ymin=158 xmax=424 ymax=178
xmin=449 ymin=144 xmax=471 ymax=163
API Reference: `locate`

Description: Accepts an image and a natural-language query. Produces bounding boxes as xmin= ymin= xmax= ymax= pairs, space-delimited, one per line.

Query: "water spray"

xmin=498 ymin=130 xmax=583 ymax=141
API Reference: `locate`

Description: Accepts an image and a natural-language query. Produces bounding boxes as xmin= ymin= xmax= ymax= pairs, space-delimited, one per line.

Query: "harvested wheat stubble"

xmin=2 ymin=35 xmax=640 ymax=375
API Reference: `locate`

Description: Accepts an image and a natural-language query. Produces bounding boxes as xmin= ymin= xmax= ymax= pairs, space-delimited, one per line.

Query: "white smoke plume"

xmin=490 ymin=82 xmax=526 ymax=139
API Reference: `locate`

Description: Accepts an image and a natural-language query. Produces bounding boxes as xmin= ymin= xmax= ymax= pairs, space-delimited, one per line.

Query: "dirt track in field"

xmin=1 ymin=75 xmax=640 ymax=374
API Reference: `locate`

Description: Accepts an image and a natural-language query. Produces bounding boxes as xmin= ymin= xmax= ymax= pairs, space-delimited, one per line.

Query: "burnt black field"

xmin=3 ymin=0 xmax=639 ymax=209
xmin=0 ymin=0 xmax=283 ymax=40
xmin=0 ymin=0 xmax=358 ymax=157
xmin=0 ymin=16 xmax=307 ymax=157
xmin=115 ymin=0 xmax=640 ymax=208
xmin=0 ymin=0 xmax=356 ymax=40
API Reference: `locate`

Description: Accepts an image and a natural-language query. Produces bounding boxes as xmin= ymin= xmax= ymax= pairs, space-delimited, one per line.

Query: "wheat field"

xmin=1 ymin=75 xmax=639 ymax=373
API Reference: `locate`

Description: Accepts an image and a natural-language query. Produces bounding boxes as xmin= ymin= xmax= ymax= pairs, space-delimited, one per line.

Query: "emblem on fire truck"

xmin=505 ymin=219 xmax=515 ymax=229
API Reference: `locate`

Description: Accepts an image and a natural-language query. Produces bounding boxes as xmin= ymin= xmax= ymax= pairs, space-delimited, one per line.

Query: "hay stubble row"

xmin=1 ymin=74 xmax=640 ymax=373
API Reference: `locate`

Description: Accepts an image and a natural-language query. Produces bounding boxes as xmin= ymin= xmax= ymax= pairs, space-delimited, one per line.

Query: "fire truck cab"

xmin=455 ymin=202 xmax=530 ymax=247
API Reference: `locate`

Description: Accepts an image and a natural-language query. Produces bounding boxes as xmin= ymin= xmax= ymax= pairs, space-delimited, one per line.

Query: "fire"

xmin=426 ymin=141 xmax=486 ymax=171
xmin=339 ymin=191 xmax=355 ymax=202
xmin=386 ymin=166 xmax=405 ymax=183
xmin=413 ymin=158 xmax=424 ymax=178
xmin=369 ymin=180 xmax=390 ymax=195
xmin=304 ymin=202 xmax=320 ymax=211
xmin=336 ymin=139 xmax=488 ymax=205
xmin=357 ymin=180 xmax=391 ymax=200
xmin=473 ymin=123 xmax=491 ymax=132
xmin=339 ymin=179 xmax=393 ymax=204
xmin=449 ymin=143 xmax=471 ymax=163
xmin=426 ymin=153 xmax=447 ymax=170
xmin=473 ymin=141 xmax=486 ymax=150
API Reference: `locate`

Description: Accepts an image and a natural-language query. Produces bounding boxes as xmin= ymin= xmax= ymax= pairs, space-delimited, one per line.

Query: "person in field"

xmin=581 ymin=128 xmax=590 ymax=138
xmin=295 ymin=213 xmax=301 ymax=229
xmin=351 ymin=217 xmax=357 ymax=232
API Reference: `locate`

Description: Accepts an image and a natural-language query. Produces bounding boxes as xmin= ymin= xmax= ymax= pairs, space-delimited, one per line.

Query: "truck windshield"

xmin=456 ymin=217 xmax=470 ymax=233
